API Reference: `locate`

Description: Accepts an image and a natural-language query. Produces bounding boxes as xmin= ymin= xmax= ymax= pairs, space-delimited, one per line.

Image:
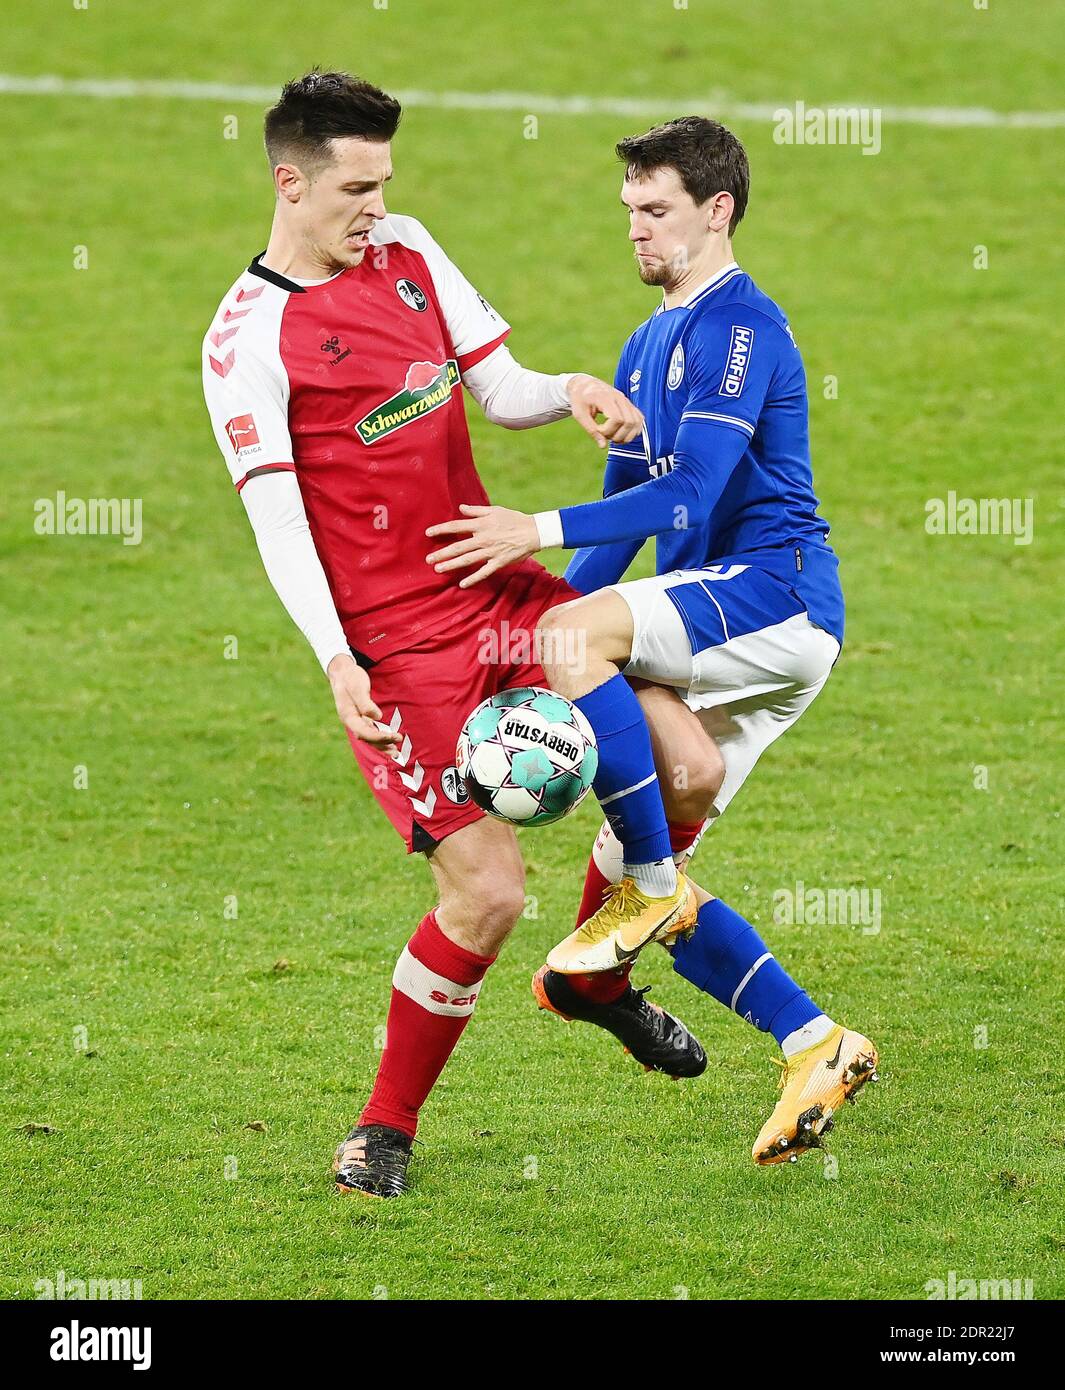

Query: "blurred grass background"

xmin=0 ymin=0 xmax=1061 ymax=1299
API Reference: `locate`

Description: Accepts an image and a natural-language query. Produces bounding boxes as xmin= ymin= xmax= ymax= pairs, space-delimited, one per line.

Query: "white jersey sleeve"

xmin=462 ymin=343 xmax=574 ymax=429
xmin=202 ymin=272 xmax=349 ymax=673
xmin=240 ymin=471 xmax=352 ymax=674
xmin=374 ymin=214 xmax=511 ymax=374
xmin=202 ymin=276 xmax=295 ymax=490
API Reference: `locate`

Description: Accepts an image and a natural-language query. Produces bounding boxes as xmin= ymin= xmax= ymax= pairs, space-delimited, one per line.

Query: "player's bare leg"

xmin=536 ymin=592 xmax=697 ymax=975
xmin=637 ymin=677 xmax=724 ymax=866
xmin=426 ymin=812 xmax=528 ymax=956
xmin=335 ymin=816 xmax=526 ymax=1197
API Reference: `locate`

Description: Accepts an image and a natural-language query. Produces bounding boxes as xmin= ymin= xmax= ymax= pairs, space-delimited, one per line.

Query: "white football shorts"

xmin=611 ymin=563 xmax=840 ymax=842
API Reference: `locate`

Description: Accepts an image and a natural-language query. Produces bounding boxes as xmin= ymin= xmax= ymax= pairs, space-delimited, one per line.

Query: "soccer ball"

xmin=456 ymin=687 xmax=598 ymax=827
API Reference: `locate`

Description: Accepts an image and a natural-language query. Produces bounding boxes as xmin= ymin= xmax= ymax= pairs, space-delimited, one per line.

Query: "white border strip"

xmin=682 ymin=410 xmax=756 ymax=437
xmin=599 ymin=771 xmax=657 ymax=807
xmin=730 ymin=951 xmax=772 ymax=1012
xmin=699 ymin=582 xmax=732 ymax=645
xmin=2 ymin=74 xmax=1064 ymax=130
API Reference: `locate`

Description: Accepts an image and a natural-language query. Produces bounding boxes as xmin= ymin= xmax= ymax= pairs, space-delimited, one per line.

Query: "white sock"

xmin=780 ymin=1014 xmax=836 ymax=1058
xmin=624 ymin=857 xmax=678 ymax=897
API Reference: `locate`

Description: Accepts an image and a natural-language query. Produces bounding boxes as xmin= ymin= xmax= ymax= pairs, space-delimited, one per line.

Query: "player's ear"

xmin=274 ymin=162 xmax=305 ymax=204
xmin=708 ymin=190 xmax=734 ymax=233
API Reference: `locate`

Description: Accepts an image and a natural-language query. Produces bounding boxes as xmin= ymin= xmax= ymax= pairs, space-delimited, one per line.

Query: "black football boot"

xmin=333 ymin=1123 xmax=413 ymax=1198
xmin=532 ymin=966 xmax=707 ymax=1078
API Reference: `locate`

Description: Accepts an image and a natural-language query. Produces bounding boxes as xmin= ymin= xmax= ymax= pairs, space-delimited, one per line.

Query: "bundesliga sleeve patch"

xmin=718 ymin=325 xmax=755 ymax=397
xmin=224 ymin=413 xmax=261 ymax=456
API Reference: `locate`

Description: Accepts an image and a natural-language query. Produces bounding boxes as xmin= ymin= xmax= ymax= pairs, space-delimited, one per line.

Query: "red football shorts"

xmin=347 ymin=565 xmax=579 ymax=852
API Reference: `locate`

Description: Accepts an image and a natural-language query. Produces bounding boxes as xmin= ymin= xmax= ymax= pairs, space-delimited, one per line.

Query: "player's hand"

xmin=567 ymin=373 xmax=644 ymax=449
xmin=425 ymin=505 xmax=539 ymax=588
xmin=326 ymin=654 xmax=401 ymax=751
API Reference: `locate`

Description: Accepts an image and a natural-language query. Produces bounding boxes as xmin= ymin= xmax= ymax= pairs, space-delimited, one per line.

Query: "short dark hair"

xmin=264 ymin=70 xmax=402 ymax=174
xmin=616 ymin=117 xmax=749 ymax=234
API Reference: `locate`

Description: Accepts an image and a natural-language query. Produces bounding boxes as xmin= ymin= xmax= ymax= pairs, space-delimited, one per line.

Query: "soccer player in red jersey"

xmin=202 ymin=72 xmax=710 ymax=1197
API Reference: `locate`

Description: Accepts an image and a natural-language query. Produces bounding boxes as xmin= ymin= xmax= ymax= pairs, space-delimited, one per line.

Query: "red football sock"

xmin=359 ymin=911 xmax=495 ymax=1139
xmin=565 ymin=966 xmax=632 ymax=1003
xmin=574 ymin=851 xmax=612 ymax=929
xmin=669 ymin=818 xmax=705 ymax=859
xmin=563 ymin=820 xmax=706 ymax=1007
xmin=566 ymin=849 xmax=631 ymax=1004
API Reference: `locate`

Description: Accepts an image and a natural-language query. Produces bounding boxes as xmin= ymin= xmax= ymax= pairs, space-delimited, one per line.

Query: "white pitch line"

xmin=2 ymin=73 xmax=1064 ymax=130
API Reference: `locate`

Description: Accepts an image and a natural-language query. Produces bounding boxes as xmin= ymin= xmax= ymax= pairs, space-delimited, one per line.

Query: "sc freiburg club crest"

xmin=441 ymin=766 xmax=470 ymax=805
xmin=396 ymin=278 xmax=428 ymax=312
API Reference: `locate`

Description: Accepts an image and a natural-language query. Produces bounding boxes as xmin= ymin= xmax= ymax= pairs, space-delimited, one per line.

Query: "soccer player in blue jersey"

xmin=426 ymin=117 xmax=879 ymax=1163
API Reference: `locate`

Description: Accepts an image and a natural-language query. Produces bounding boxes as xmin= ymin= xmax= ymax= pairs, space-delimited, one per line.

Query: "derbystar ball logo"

xmin=224 ymin=413 xmax=260 ymax=455
xmin=502 ymin=717 xmax=579 ymax=763
xmin=355 ymin=359 xmax=460 ymax=445
xmin=719 ymin=325 xmax=755 ymax=397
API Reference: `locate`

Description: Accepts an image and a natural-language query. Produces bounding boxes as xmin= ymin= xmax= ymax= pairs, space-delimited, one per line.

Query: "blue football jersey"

xmin=563 ymin=263 xmax=844 ymax=645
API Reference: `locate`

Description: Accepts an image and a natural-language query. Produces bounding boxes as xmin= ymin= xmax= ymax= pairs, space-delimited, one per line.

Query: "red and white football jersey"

xmin=202 ymin=214 xmax=544 ymax=662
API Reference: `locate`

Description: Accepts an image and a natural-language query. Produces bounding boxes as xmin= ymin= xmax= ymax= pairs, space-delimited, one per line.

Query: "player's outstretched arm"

xmin=462 ymin=345 xmax=643 ymax=448
xmin=425 ymin=403 xmax=650 ymax=589
xmin=565 ymin=373 xmax=644 ymax=449
xmin=426 ymin=503 xmax=539 ymax=588
xmin=426 ymin=306 xmax=778 ymax=586
xmin=424 ymin=421 xmax=747 ymax=587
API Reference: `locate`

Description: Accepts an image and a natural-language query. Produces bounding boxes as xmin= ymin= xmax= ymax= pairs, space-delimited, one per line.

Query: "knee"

xmin=535 ymin=601 xmax=584 ymax=681
xmin=476 ymin=875 xmax=528 ymax=931
xmin=439 ymin=867 xmax=527 ymax=948
xmin=661 ymin=741 xmax=726 ymax=823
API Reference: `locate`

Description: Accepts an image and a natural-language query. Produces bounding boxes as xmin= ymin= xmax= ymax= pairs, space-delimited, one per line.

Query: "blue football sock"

xmin=672 ymin=897 xmax=822 ymax=1046
xmin=574 ymin=675 xmax=672 ymax=871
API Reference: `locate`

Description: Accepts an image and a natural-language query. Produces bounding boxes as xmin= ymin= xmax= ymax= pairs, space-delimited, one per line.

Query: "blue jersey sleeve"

xmin=562 ymin=342 xmax=647 ymax=592
xmin=558 ymin=308 xmax=778 ymax=548
xmin=677 ymin=306 xmax=778 ymax=443
xmin=564 ymin=443 xmax=647 ymax=592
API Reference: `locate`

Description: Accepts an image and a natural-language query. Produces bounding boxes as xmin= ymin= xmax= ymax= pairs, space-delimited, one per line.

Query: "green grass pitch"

xmin=2 ymin=0 xmax=1062 ymax=1300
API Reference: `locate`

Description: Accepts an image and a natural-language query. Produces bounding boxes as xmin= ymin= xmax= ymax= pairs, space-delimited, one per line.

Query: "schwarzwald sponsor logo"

xmin=356 ymin=360 xmax=459 ymax=444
